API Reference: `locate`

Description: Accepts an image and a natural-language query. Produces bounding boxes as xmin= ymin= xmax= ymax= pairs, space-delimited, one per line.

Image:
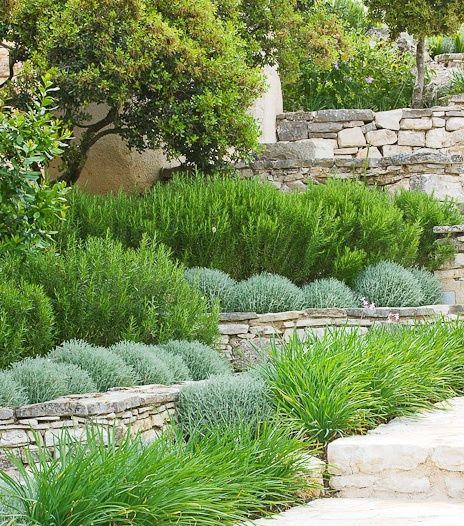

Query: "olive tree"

xmin=1 ymin=0 xmax=270 ymax=183
xmin=365 ymin=0 xmax=463 ymax=108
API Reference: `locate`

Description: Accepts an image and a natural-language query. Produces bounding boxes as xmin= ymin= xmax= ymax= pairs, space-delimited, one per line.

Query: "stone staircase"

xmin=253 ymin=398 xmax=464 ymax=525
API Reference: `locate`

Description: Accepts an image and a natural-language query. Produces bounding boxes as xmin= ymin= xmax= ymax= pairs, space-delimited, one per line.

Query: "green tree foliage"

xmin=0 ymin=78 xmax=70 ymax=253
xmin=0 ymin=0 xmax=276 ymax=183
xmin=364 ymin=0 xmax=464 ymax=107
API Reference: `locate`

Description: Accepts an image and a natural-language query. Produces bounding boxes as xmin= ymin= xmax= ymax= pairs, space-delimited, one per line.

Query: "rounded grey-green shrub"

xmin=226 ymin=273 xmax=306 ymax=313
xmin=409 ymin=268 xmax=443 ymax=305
xmin=147 ymin=346 xmax=191 ymax=382
xmin=354 ymin=261 xmax=424 ymax=307
xmin=178 ymin=373 xmax=274 ymax=435
xmin=0 ymin=371 xmax=29 ymax=407
xmin=10 ymin=358 xmax=96 ymax=404
xmin=109 ymin=341 xmax=175 ymax=386
xmin=302 ymin=278 xmax=358 ymax=308
xmin=161 ymin=340 xmax=231 ymax=381
xmin=185 ymin=267 xmax=236 ymax=308
xmin=48 ymin=340 xmax=137 ymax=392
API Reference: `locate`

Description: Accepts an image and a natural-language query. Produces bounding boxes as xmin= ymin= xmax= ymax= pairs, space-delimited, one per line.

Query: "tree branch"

xmin=74 ymin=106 xmax=119 ymax=131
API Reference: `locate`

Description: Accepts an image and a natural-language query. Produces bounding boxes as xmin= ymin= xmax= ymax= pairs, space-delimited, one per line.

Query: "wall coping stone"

xmin=433 ymin=225 xmax=464 ymax=235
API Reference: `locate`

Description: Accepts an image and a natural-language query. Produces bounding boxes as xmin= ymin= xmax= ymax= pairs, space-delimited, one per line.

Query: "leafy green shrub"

xmin=302 ymin=278 xmax=358 ymax=308
xmin=178 ymin=374 xmax=274 ymax=435
xmin=0 ymin=78 xmax=70 ymax=255
xmin=0 ymin=424 xmax=307 ymax=525
xmin=10 ymin=357 xmax=96 ymax=404
xmin=185 ymin=267 xmax=236 ymax=308
xmin=0 ymin=372 xmax=28 ymax=407
xmin=409 ymin=268 xmax=443 ymax=305
xmin=0 ymin=280 xmax=55 ymax=368
xmin=284 ymin=33 xmax=415 ymax=111
xmin=226 ymin=273 xmax=306 ymax=313
xmin=354 ymin=261 xmax=424 ymax=307
xmin=161 ymin=341 xmax=231 ymax=381
xmin=49 ymin=340 xmax=137 ymax=392
xmin=393 ymin=190 xmax=462 ymax=270
xmin=7 ymin=236 xmax=218 ymax=346
xmin=264 ymin=321 xmax=464 ymax=445
xmin=58 ymin=177 xmax=460 ymax=285
xmin=109 ymin=342 xmax=174 ymax=386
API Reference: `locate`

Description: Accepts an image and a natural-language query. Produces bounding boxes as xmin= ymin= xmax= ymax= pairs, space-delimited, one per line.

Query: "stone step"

xmin=328 ymin=397 xmax=464 ymax=501
xmin=253 ymin=498 xmax=464 ymax=526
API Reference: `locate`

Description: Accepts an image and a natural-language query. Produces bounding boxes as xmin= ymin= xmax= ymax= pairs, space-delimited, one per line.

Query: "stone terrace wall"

xmin=434 ymin=225 xmax=464 ymax=304
xmin=218 ymin=305 xmax=461 ymax=370
xmin=0 ymin=384 xmax=179 ymax=475
xmin=274 ymin=107 xmax=464 ymax=158
xmin=435 ymin=53 xmax=464 ymax=69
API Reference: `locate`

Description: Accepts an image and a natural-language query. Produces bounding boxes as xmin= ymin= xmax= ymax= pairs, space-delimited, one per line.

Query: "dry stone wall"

xmin=238 ymin=104 xmax=464 ymax=202
xmin=0 ymin=384 xmax=179 ymax=475
xmin=218 ymin=305 xmax=460 ymax=370
xmin=435 ymin=53 xmax=464 ymax=69
xmin=434 ymin=225 xmax=464 ymax=304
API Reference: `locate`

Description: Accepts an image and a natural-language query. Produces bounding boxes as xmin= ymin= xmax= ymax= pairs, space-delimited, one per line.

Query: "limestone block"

xmin=308 ymin=139 xmax=337 ymax=159
xmin=426 ymin=128 xmax=452 ymax=148
xmin=0 ymin=46 xmax=9 ymax=81
xmin=375 ymin=109 xmax=403 ymax=130
xmin=0 ymin=429 xmax=29 ymax=448
xmin=400 ymin=118 xmax=433 ymax=130
xmin=433 ymin=117 xmax=446 ymax=127
xmin=334 ymin=147 xmax=358 ymax=155
xmin=402 ymin=109 xmax=433 ymax=118
xmin=277 ymin=120 xmax=308 ymax=141
xmin=382 ymin=145 xmax=413 ymax=156
xmin=432 ymin=445 xmax=464 ymax=471
xmin=218 ymin=323 xmax=250 ymax=335
xmin=308 ymin=122 xmax=343 ymax=133
xmin=314 ymin=109 xmax=374 ymax=123
xmin=337 ymin=127 xmax=366 ymax=148
xmin=361 ymin=122 xmax=377 ymax=133
xmin=366 ymin=129 xmax=397 ymax=146
xmin=379 ymin=473 xmax=430 ymax=494
xmin=445 ymin=476 xmax=464 ymax=499
xmin=398 ymin=131 xmax=426 ymax=147
xmin=356 ymin=147 xmax=382 ymax=159
xmin=447 ymin=117 xmax=464 ymax=131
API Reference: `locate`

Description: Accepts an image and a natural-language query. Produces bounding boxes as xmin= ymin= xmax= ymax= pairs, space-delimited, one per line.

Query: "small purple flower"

xmin=361 ymin=297 xmax=376 ymax=310
xmin=387 ymin=312 xmax=400 ymax=323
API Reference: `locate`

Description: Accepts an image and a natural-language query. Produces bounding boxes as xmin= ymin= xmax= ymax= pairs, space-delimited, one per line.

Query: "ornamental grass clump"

xmin=178 ymin=374 xmax=274 ymax=436
xmin=226 ymin=273 xmax=306 ymax=313
xmin=302 ymin=278 xmax=358 ymax=308
xmin=10 ymin=358 xmax=96 ymax=404
xmin=263 ymin=321 xmax=464 ymax=446
xmin=0 ymin=372 xmax=28 ymax=407
xmin=409 ymin=268 xmax=443 ymax=305
xmin=109 ymin=341 xmax=174 ymax=386
xmin=354 ymin=261 xmax=424 ymax=307
xmin=161 ymin=340 xmax=231 ymax=381
xmin=49 ymin=340 xmax=137 ymax=392
xmin=0 ymin=424 xmax=308 ymax=525
xmin=185 ymin=267 xmax=236 ymax=308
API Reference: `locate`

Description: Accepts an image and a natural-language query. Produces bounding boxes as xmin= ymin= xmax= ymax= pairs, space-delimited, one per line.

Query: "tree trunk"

xmin=412 ymin=36 xmax=426 ymax=109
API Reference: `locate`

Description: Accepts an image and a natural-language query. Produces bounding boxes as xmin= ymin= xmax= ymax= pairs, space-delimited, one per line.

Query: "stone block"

xmin=366 ymin=129 xmax=397 ymax=146
xmin=398 ymin=131 xmax=426 ymax=147
xmin=314 ymin=109 xmax=374 ymax=123
xmin=334 ymin=147 xmax=358 ymax=155
xmin=356 ymin=147 xmax=382 ymax=159
xmin=277 ymin=120 xmax=308 ymax=141
xmin=432 ymin=445 xmax=464 ymax=471
xmin=307 ymin=139 xmax=337 ymax=159
xmin=307 ymin=122 xmax=343 ymax=133
xmin=361 ymin=121 xmax=377 ymax=133
xmin=338 ymin=127 xmax=366 ymax=148
xmin=382 ymin=145 xmax=413 ymax=156
xmin=375 ymin=109 xmax=403 ymax=130
xmin=0 ymin=429 xmax=29 ymax=448
xmin=432 ymin=117 xmax=446 ymax=127
xmin=402 ymin=109 xmax=433 ymax=118
xmin=425 ymin=128 xmax=452 ymax=148
xmin=400 ymin=118 xmax=433 ymax=130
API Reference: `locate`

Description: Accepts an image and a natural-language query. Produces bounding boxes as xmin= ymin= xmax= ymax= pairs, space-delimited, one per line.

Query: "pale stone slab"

xmin=356 ymin=147 xmax=382 ymax=159
xmin=375 ymin=109 xmax=403 ymax=130
xmin=398 ymin=131 xmax=426 ymax=147
xmin=401 ymin=118 xmax=433 ymax=130
xmin=253 ymin=499 xmax=464 ymax=526
xmin=366 ymin=129 xmax=398 ymax=146
xmin=446 ymin=118 xmax=464 ymax=131
xmin=383 ymin=145 xmax=413 ymax=156
xmin=338 ymin=127 xmax=366 ymax=148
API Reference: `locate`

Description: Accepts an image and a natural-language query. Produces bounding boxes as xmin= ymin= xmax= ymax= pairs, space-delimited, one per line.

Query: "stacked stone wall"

xmin=218 ymin=305 xmax=460 ymax=370
xmin=0 ymin=384 xmax=179 ymax=475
